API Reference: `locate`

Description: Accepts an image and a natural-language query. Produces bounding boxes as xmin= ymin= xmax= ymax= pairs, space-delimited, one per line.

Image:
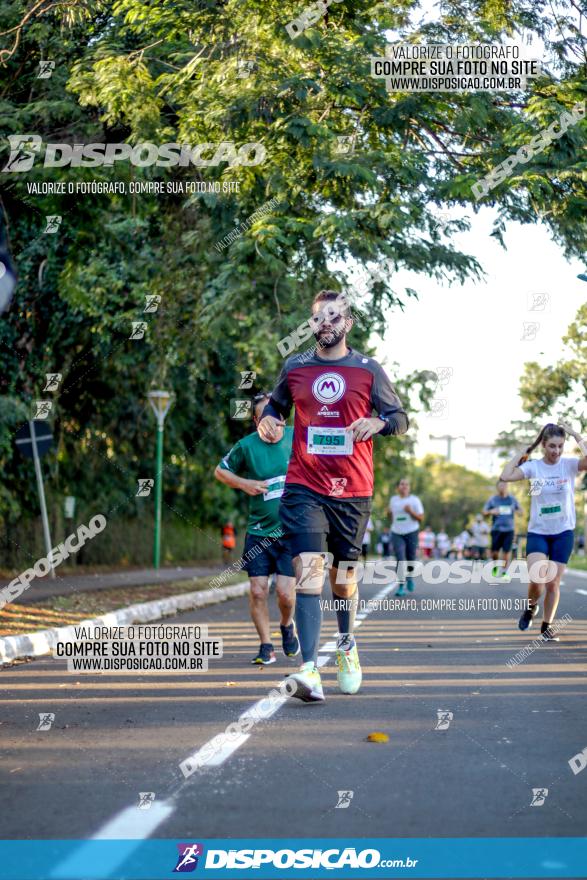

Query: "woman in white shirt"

xmin=501 ymin=422 xmax=587 ymax=641
xmin=389 ymin=478 xmax=424 ymax=596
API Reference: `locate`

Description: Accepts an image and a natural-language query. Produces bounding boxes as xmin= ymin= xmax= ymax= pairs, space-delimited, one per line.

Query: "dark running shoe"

xmin=518 ymin=603 xmax=539 ymax=631
xmin=280 ymin=623 xmax=300 ymax=657
xmin=251 ymin=643 xmax=276 ymax=665
xmin=541 ymin=623 xmax=560 ymax=642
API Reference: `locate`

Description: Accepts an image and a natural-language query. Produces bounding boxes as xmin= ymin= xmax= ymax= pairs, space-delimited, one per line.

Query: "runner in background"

xmin=436 ymin=528 xmax=451 ymax=558
xmin=469 ymin=514 xmax=490 ymax=561
xmin=421 ymin=525 xmax=436 ymax=559
xmin=454 ymin=528 xmax=470 ymax=559
xmin=483 ymin=480 xmax=521 ymax=581
xmin=380 ymin=525 xmax=392 ymax=559
xmin=390 ymin=478 xmax=424 ymax=596
xmin=215 ymin=393 xmax=299 ymax=665
xmin=500 ymin=422 xmax=587 ymax=641
xmin=361 ymin=516 xmax=374 ymax=562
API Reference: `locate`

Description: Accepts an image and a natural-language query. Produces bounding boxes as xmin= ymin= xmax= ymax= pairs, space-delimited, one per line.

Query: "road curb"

xmin=0 ymin=580 xmax=250 ymax=665
xmin=567 ymin=567 xmax=587 ymax=579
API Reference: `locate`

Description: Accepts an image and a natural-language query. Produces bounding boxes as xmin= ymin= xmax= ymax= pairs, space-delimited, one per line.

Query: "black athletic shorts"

xmin=491 ymin=529 xmax=514 ymax=553
xmin=279 ymin=483 xmax=372 ymax=567
xmin=242 ymin=532 xmax=294 ymax=578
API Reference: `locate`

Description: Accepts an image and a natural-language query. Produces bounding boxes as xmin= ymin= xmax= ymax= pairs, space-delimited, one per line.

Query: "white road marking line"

xmin=176 ymin=587 xmax=390 ymax=771
xmin=379 ymin=584 xmax=396 ymax=597
xmin=182 ymin=584 xmax=395 ymax=767
xmin=199 ymin=733 xmax=252 ymax=766
xmin=63 ymin=583 xmax=393 ymax=860
xmin=575 ymin=589 xmax=587 ymax=595
xmin=91 ymin=801 xmax=175 ymax=838
xmin=188 ymin=680 xmax=297 ymax=771
xmin=51 ymin=802 xmax=175 ymax=878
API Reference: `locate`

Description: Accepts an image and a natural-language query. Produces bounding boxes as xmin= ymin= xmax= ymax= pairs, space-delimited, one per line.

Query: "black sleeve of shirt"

xmin=262 ymin=361 xmax=293 ymax=421
xmin=371 ymin=363 xmax=409 ymax=436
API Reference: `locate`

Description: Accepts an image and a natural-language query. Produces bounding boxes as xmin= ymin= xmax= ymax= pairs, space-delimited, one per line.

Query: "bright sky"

xmin=351 ymin=1 xmax=586 ymax=453
xmin=373 ymin=208 xmax=586 ymax=450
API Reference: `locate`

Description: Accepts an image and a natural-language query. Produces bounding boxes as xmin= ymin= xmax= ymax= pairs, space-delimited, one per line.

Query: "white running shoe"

xmin=336 ymin=635 xmax=362 ymax=694
xmin=288 ymin=661 xmax=325 ymax=702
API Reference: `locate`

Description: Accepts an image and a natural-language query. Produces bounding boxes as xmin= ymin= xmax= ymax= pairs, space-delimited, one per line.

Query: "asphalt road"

xmin=1 ymin=567 xmax=586 ymax=864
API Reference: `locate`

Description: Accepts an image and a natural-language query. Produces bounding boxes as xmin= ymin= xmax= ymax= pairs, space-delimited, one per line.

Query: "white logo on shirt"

xmin=312 ymin=372 xmax=346 ymax=404
xmin=317 ymin=405 xmax=340 ymax=418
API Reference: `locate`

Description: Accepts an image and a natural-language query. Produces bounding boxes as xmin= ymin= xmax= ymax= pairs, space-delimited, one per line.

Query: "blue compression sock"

xmin=333 ymin=588 xmax=358 ymax=640
xmin=295 ymin=594 xmax=323 ymax=665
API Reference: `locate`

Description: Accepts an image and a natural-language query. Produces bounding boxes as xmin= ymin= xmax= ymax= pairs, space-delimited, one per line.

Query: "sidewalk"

xmin=0 ymin=579 xmax=249 ymax=664
xmin=0 ymin=564 xmax=224 ymax=605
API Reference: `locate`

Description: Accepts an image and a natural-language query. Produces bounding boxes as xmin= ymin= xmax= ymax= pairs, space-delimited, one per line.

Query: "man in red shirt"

xmin=258 ymin=290 xmax=408 ymax=701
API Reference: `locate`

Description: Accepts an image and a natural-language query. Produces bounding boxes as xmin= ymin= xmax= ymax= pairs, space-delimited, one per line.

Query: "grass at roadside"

xmin=0 ymin=573 xmax=246 ymax=637
xmin=568 ymin=555 xmax=587 ymax=572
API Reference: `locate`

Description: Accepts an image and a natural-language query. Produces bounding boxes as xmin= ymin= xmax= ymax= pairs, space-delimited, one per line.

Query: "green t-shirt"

xmin=219 ymin=427 xmax=293 ymax=537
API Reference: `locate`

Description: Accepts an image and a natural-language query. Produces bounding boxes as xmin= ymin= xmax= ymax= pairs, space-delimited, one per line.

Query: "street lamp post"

xmin=147 ymin=389 xmax=173 ymax=569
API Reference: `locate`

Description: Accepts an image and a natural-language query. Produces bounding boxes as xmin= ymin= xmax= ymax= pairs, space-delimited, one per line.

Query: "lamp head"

xmin=147 ymin=389 xmax=173 ymax=424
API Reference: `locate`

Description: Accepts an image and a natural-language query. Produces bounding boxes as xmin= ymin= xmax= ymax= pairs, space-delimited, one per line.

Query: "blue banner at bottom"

xmin=0 ymin=838 xmax=585 ymax=880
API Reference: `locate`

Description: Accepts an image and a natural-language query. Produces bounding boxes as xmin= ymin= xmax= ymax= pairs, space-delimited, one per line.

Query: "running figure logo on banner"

xmin=173 ymin=843 xmax=204 ymax=872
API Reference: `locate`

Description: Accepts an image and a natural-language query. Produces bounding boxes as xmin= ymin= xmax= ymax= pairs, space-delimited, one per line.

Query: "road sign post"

xmin=15 ymin=420 xmax=55 ymax=579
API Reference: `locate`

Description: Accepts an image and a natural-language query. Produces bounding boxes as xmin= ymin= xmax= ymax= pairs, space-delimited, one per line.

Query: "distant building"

xmin=425 ymin=434 xmax=505 ymax=477
xmin=460 ymin=442 xmax=505 ymax=478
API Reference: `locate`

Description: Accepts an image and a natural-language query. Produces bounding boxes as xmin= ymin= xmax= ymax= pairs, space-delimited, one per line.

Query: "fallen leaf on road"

xmin=366 ymin=732 xmax=389 ymax=743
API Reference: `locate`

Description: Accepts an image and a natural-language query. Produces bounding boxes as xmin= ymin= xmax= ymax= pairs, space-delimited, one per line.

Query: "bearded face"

xmin=311 ymin=299 xmax=351 ymax=348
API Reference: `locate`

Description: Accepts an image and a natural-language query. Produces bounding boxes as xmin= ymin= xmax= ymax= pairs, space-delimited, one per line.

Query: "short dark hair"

xmin=312 ymin=289 xmax=351 ymax=316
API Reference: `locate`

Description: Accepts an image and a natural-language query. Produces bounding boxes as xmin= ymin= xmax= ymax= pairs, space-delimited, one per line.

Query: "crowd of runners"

xmin=214 ymin=289 xmax=587 ymax=699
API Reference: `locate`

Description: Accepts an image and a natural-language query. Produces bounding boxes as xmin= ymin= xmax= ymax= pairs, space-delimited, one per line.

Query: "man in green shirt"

xmin=214 ymin=393 xmax=299 ymax=665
